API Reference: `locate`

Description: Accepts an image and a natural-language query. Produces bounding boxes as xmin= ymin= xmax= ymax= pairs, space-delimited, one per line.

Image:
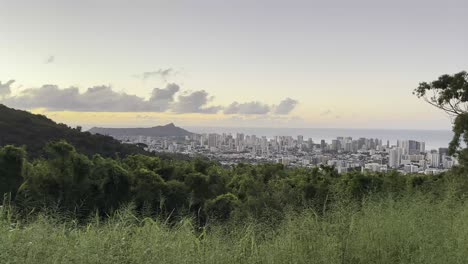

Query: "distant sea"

xmin=185 ymin=127 xmax=453 ymax=150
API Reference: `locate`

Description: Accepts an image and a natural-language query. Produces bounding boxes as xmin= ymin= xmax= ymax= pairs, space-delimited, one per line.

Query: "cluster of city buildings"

xmin=118 ymin=133 xmax=457 ymax=175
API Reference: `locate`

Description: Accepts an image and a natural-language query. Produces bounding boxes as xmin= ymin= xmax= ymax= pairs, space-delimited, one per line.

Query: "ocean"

xmin=185 ymin=127 xmax=454 ymax=150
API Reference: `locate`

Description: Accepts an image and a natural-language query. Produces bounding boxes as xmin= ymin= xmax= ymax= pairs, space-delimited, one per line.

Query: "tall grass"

xmin=1 ymin=193 xmax=468 ymax=264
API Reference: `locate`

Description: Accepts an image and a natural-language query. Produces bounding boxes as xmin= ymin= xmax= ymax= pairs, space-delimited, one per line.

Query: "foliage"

xmin=449 ymin=113 xmax=468 ymax=164
xmin=205 ymin=193 xmax=239 ymax=221
xmin=2 ymin=141 xmax=466 ymax=225
xmin=1 ymin=71 xmax=468 ymax=261
xmin=414 ymin=71 xmax=468 ymax=116
xmin=414 ymin=71 xmax=468 ymax=162
xmin=2 ymin=193 xmax=468 ymax=264
xmin=0 ymin=104 xmax=148 ymax=158
xmin=0 ymin=145 xmax=26 ymax=200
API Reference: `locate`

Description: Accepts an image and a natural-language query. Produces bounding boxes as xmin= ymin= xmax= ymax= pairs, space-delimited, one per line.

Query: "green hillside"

xmin=0 ymin=104 xmax=148 ymax=158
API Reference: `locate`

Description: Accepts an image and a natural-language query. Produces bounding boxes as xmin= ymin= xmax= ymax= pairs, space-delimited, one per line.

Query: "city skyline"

xmin=1 ymin=0 xmax=468 ymax=129
xmin=115 ymin=130 xmax=455 ymax=175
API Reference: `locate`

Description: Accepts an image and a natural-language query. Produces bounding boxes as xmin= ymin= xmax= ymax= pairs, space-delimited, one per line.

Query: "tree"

xmin=204 ymin=193 xmax=239 ymax=221
xmin=130 ymin=168 xmax=165 ymax=212
xmin=414 ymin=71 xmax=468 ymax=162
xmin=163 ymin=180 xmax=189 ymax=213
xmin=90 ymin=155 xmax=131 ymax=213
xmin=19 ymin=141 xmax=92 ymax=211
xmin=0 ymin=145 xmax=26 ymax=201
xmin=414 ymin=71 xmax=468 ymax=116
xmin=185 ymin=172 xmax=211 ymax=207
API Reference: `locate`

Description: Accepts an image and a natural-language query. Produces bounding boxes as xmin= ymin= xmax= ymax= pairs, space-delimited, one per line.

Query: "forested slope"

xmin=0 ymin=104 xmax=148 ymax=158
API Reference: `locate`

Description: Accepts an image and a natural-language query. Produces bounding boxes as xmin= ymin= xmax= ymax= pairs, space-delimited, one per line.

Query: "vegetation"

xmin=414 ymin=71 xmax=468 ymax=163
xmin=1 ymin=140 xmax=467 ymax=226
xmin=2 ymin=192 xmax=468 ymax=264
xmin=1 ymin=71 xmax=468 ymax=262
xmin=0 ymin=104 xmax=148 ymax=158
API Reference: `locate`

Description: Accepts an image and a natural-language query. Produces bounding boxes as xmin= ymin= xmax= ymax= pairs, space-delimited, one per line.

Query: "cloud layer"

xmin=0 ymin=81 xmax=298 ymax=115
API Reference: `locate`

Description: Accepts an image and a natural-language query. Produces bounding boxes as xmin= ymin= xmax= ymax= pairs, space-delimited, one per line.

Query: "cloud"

xmin=172 ymin=90 xmax=221 ymax=114
xmin=224 ymin=101 xmax=271 ymax=115
xmin=45 ymin=56 xmax=55 ymax=64
xmin=224 ymin=98 xmax=299 ymax=115
xmin=222 ymin=114 xmax=304 ymax=127
xmin=320 ymin=109 xmax=332 ymax=116
xmin=78 ymin=86 xmax=146 ymax=111
xmin=3 ymin=85 xmax=147 ymax=112
xmin=0 ymin=80 xmax=14 ymax=97
xmin=149 ymin=83 xmax=180 ymax=111
xmin=3 ymin=84 xmax=182 ymax=112
xmin=2 ymin=83 xmax=223 ymax=114
xmin=273 ymin=98 xmax=298 ymax=115
xmin=137 ymin=68 xmax=175 ymax=80
xmin=0 ymin=81 xmax=298 ymax=116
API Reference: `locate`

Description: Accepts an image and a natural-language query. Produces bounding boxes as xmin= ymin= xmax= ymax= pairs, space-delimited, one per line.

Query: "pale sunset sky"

xmin=1 ymin=0 xmax=467 ymax=129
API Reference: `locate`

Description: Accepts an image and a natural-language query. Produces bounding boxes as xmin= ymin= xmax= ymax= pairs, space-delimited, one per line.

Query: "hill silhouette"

xmin=88 ymin=123 xmax=194 ymax=138
xmin=0 ymin=104 xmax=148 ymax=158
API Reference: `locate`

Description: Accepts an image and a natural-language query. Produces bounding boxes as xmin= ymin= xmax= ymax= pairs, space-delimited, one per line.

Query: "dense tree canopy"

xmin=1 ymin=141 xmax=464 ymax=224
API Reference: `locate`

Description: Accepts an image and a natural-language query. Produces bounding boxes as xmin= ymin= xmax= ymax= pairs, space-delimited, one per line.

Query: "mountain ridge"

xmin=0 ymin=104 xmax=149 ymax=158
xmin=88 ymin=123 xmax=195 ymax=137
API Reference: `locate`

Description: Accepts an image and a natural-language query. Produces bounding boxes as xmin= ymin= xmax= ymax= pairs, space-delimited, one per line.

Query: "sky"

xmin=1 ymin=0 xmax=467 ymax=130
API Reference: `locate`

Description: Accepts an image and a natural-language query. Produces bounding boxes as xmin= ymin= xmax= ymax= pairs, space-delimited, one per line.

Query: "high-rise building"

xmin=419 ymin=142 xmax=425 ymax=153
xmin=398 ymin=140 xmax=425 ymax=155
xmin=358 ymin=138 xmax=366 ymax=150
xmin=331 ymin=139 xmax=341 ymax=151
xmin=200 ymin=134 xmax=206 ymax=147
xmin=429 ymin=152 xmax=440 ymax=168
xmin=321 ymin=140 xmax=326 ymax=150
xmin=388 ymin=147 xmax=403 ymax=168
xmin=439 ymin=148 xmax=449 ymax=162
xmin=344 ymin=142 xmax=352 ymax=152
xmin=297 ymin=135 xmax=304 ymax=145
xmin=208 ymin=134 xmax=217 ymax=148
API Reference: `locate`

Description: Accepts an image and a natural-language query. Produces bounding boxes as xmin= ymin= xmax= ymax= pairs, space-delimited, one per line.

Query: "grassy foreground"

xmin=1 ymin=194 xmax=468 ymax=264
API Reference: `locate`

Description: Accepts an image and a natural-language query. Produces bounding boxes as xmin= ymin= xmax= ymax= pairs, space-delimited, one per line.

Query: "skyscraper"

xmin=297 ymin=135 xmax=304 ymax=145
xmin=429 ymin=152 xmax=440 ymax=168
xmin=388 ymin=148 xmax=403 ymax=168
xmin=398 ymin=140 xmax=425 ymax=155
xmin=208 ymin=134 xmax=217 ymax=148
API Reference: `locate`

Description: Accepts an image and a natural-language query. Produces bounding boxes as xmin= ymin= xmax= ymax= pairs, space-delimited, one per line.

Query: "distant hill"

xmin=0 ymin=104 xmax=149 ymax=158
xmin=88 ymin=123 xmax=194 ymax=138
